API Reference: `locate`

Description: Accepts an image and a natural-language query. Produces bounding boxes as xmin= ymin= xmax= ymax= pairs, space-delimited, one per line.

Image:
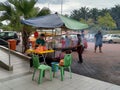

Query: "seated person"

xmin=29 ymin=34 xmax=46 ymax=67
xmin=59 ymin=50 xmax=72 ymax=66
xmin=35 ymin=33 xmax=46 ymax=48
xmin=45 ymin=50 xmax=65 ymax=66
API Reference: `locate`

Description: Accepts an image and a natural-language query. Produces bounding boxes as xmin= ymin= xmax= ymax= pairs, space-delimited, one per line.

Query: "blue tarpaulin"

xmin=21 ymin=14 xmax=88 ymax=30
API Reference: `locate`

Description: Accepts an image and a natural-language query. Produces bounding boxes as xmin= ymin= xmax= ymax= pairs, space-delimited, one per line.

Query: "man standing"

xmin=94 ymin=30 xmax=103 ymax=53
xmin=76 ymin=34 xmax=84 ymax=63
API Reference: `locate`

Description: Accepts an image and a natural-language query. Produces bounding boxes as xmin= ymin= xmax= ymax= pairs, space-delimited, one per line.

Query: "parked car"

xmin=0 ymin=31 xmax=20 ymax=45
xmin=0 ymin=38 xmax=9 ymax=48
xmin=103 ymin=34 xmax=120 ymax=43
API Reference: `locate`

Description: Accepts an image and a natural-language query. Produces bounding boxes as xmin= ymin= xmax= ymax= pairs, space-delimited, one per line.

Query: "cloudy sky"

xmin=0 ymin=0 xmax=120 ymax=15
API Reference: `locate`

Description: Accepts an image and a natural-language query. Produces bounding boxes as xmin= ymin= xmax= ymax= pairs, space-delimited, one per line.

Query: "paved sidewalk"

xmin=0 ymin=71 xmax=120 ymax=90
xmin=0 ymin=46 xmax=30 ymax=80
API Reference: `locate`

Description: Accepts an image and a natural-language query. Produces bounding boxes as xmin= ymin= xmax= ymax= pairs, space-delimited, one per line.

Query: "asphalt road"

xmin=71 ymin=42 xmax=120 ymax=85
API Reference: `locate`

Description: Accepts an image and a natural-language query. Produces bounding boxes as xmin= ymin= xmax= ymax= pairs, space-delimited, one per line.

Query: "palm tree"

xmin=37 ymin=7 xmax=51 ymax=16
xmin=89 ymin=8 xmax=99 ymax=23
xmin=70 ymin=7 xmax=89 ymax=21
xmin=8 ymin=0 xmax=39 ymax=52
xmin=110 ymin=5 xmax=120 ymax=29
xmin=0 ymin=2 xmax=21 ymax=31
xmin=0 ymin=0 xmax=38 ymax=52
xmin=0 ymin=0 xmax=51 ymax=52
xmin=8 ymin=0 xmax=38 ymax=18
xmin=80 ymin=7 xmax=89 ymax=21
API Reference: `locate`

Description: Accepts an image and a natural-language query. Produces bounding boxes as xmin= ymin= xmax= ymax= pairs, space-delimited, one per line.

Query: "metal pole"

xmin=8 ymin=43 xmax=11 ymax=66
xmin=0 ymin=39 xmax=11 ymax=66
xmin=61 ymin=0 xmax=63 ymax=14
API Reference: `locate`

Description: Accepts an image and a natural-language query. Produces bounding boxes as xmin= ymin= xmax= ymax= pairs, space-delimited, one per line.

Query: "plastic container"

xmin=51 ymin=62 xmax=59 ymax=72
xmin=8 ymin=39 xmax=16 ymax=50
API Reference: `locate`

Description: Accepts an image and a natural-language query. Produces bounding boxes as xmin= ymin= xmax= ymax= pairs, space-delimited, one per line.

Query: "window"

xmin=8 ymin=32 xmax=14 ymax=37
xmin=0 ymin=32 xmax=6 ymax=37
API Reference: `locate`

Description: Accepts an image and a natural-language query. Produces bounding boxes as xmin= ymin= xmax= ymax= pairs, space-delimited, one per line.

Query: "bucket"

xmin=51 ymin=62 xmax=59 ymax=72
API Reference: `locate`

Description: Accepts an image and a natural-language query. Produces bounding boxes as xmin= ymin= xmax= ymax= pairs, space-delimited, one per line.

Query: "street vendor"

xmin=36 ymin=33 xmax=46 ymax=47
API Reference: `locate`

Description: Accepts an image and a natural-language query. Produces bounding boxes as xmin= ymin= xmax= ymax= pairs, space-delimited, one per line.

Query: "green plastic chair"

xmin=32 ymin=54 xmax=52 ymax=84
xmin=53 ymin=54 xmax=72 ymax=81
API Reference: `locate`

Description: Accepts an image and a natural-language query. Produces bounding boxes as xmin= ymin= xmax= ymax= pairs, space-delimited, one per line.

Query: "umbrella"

xmin=21 ymin=14 xmax=88 ymax=30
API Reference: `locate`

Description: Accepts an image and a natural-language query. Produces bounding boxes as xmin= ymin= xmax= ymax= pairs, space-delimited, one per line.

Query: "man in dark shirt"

xmin=94 ymin=31 xmax=103 ymax=53
xmin=76 ymin=34 xmax=84 ymax=63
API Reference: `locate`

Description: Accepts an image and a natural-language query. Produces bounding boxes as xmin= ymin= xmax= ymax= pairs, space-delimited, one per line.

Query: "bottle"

xmin=29 ymin=42 xmax=32 ymax=49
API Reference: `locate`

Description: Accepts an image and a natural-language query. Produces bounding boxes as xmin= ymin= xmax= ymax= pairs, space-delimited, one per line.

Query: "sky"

xmin=36 ymin=0 xmax=120 ymax=15
xmin=0 ymin=0 xmax=120 ymax=15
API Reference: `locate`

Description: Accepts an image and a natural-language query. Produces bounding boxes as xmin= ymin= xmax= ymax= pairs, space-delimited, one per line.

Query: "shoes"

xmin=78 ymin=61 xmax=83 ymax=64
xmin=99 ymin=51 xmax=102 ymax=53
xmin=94 ymin=51 xmax=102 ymax=53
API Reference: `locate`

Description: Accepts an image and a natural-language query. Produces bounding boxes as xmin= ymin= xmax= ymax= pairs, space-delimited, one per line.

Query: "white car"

xmin=103 ymin=34 xmax=120 ymax=43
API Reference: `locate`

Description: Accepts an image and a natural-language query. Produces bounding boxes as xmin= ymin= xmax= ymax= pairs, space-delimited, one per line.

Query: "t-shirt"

xmin=95 ymin=33 xmax=103 ymax=46
xmin=36 ymin=38 xmax=45 ymax=46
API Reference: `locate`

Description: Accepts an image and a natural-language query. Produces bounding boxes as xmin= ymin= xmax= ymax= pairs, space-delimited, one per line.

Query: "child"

xmin=45 ymin=50 xmax=65 ymax=66
xmin=59 ymin=50 xmax=72 ymax=66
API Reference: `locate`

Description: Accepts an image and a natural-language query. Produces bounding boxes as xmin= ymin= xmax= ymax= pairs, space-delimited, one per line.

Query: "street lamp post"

xmin=61 ymin=0 xmax=63 ymax=14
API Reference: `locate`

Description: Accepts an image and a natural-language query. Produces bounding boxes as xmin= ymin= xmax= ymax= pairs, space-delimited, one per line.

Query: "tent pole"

xmin=52 ymin=29 xmax=55 ymax=58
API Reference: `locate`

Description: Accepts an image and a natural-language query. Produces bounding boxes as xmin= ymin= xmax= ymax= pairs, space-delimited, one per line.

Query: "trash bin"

xmin=8 ymin=39 xmax=16 ymax=50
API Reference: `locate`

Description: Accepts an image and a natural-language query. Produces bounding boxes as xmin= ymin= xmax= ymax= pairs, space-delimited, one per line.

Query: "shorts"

xmin=95 ymin=44 xmax=102 ymax=47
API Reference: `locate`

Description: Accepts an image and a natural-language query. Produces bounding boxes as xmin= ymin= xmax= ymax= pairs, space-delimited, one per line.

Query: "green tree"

xmin=99 ymin=8 xmax=109 ymax=17
xmin=98 ymin=13 xmax=116 ymax=30
xmin=89 ymin=8 xmax=99 ymax=23
xmin=80 ymin=18 xmax=86 ymax=24
xmin=0 ymin=0 xmax=51 ymax=52
xmin=9 ymin=0 xmax=39 ymax=52
xmin=70 ymin=9 xmax=81 ymax=20
xmin=0 ymin=22 xmax=3 ymax=27
xmin=70 ymin=7 xmax=89 ymax=21
xmin=37 ymin=7 xmax=51 ymax=16
xmin=110 ymin=5 xmax=120 ymax=29
xmin=0 ymin=2 xmax=22 ymax=31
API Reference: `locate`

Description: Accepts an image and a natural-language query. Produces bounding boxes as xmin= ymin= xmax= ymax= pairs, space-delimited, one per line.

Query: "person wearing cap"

xmin=76 ymin=34 xmax=84 ymax=63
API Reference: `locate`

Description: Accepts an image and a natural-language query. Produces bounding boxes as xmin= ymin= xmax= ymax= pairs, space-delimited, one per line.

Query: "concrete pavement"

xmin=0 ymin=72 xmax=120 ymax=90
